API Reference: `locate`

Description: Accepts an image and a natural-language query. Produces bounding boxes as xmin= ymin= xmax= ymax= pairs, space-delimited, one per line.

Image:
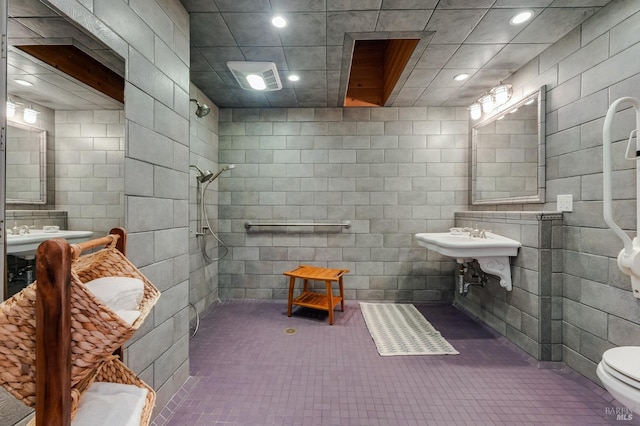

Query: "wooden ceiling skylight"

xmin=344 ymin=38 xmax=419 ymax=107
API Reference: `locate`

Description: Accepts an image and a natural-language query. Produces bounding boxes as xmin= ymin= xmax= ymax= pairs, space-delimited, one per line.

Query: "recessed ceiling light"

xmin=271 ymin=16 xmax=287 ymax=28
xmin=14 ymin=79 xmax=33 ymax=86
xmin=453 ymin=73 xmax=469 ymax=81
xmin=288 ymin=74 xmax=300 ymax=82
xmin=510 ymin=10 xmax=533 ymax=25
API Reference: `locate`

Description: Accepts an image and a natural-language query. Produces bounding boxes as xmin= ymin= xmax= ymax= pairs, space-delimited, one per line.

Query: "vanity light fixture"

xmin=288 ymin=74 xmax=300 ymax=82
xmin=491 ymin=83 xmax=512 ymax=106
xmin=469 ymin=103 xmax=482 ymax=120
xmin=453 ymin=73 xmax=469 ymax=81
xmin=23 ymin=107 xmax=37 ymax=124
xmin=510 ymin=10 xmax=533 ymax=25
xmin=6 ymin=101 xmax=16 ymax=118
xmin=480 ymin=93 xmax=494 ymax=113
xmin=14 ymin=79 xmax=33 ymax=87
xmin=271 ymin=15 xmax=287 ymax=28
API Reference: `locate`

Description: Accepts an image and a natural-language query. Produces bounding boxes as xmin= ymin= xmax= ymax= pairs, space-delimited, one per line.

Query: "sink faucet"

xmin=463 ymin=225 xmax=490 ymax=238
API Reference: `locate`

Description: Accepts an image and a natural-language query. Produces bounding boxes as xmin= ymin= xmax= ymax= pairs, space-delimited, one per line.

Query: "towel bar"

xmin=244 ymin=221 xmax=351 ymax=229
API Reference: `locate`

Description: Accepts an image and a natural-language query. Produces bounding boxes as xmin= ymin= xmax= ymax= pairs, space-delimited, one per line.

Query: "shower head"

xmin=207 ymin=164 xmax=236 ymax=182
xmin=190 ymin=164 xmax=215 ymax=183
xmin=190 ymin=98 xmax=211 ymax=118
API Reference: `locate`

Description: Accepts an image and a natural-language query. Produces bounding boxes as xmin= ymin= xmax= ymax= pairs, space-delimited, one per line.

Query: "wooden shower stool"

xmin=284 ymin=265 xmax=349 ymax=325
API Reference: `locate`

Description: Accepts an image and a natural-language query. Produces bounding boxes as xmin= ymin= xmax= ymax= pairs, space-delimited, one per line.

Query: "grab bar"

xmin=244 ymin=221 xmax=351 ymax=229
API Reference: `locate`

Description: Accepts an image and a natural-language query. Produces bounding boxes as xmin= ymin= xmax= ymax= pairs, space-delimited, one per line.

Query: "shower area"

xmin=188 ymin=88 xmax=224 ymax=317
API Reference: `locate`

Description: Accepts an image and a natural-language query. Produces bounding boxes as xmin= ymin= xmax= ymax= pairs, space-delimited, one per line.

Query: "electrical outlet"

xmin=557 ymin=194 xmax=573 ymax=212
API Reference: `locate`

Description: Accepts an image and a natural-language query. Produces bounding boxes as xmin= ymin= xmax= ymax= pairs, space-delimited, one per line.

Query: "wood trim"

xmin=383 ymin=39 xmax=419 ymax=104
xmin=16 ymin=45 xmax=124 ymax=103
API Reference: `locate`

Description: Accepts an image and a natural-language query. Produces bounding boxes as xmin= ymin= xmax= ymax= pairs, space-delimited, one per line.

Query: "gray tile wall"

xmin=454 ymin=211 xmax=563 ymax=362
xmin=189 ymin=84 xmax=221 ymax=315
xmin=218 ymin=106 xmax=469 ymax=302
xmin=46 ymin=0 xmax=192 ymax=416
xmin=54 ymin=110 xmax=125 ymax=236
xmin=491 ymin=1 xmax=640 ymax=383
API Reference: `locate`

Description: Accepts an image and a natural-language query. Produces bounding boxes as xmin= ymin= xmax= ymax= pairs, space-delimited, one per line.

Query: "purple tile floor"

xmin=153 ymin=301 xmax=638 ymax=425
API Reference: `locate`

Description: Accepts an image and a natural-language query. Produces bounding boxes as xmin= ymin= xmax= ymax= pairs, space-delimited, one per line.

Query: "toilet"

xmin=597 ymin=346 xmax=640 ymax=412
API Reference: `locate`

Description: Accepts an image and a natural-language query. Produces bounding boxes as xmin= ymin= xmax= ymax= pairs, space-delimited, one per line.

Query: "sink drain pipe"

xmin=457 ymin=262 xmax=488 ymax=296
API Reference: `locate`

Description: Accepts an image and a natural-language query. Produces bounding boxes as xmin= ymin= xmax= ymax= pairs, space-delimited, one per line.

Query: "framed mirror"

xmin=5 ymin=121 xmax=47 ymax=205
xmin=471 ymin=86 xmax=546 ymax=205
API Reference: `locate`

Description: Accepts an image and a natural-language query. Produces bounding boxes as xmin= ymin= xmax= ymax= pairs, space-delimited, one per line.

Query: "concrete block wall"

xmin=218 ymin=106 xmax=470 ymax=302
xmin=54 ymin=110 xmax=125 ymax=236
xmin=189 ymin=84 xmax=221 ymax=315
xmin=46 ymin=0 xmax=192 ymax=416
xmin=489 ymin=1 xmax=640 ymax=383
xmin=454 ymin=211 xmax=563 ymax=362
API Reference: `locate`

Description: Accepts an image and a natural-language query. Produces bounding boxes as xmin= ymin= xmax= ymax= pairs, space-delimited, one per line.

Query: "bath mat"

xmin=359 ymin=302 xmax=459 ymax=356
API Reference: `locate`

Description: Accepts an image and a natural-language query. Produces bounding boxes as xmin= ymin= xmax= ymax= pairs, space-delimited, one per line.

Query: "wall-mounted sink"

xmin=7 ymin=229 xmax=94 ymax=257
xmin=415 ymin=231 xmax=521 ymax=290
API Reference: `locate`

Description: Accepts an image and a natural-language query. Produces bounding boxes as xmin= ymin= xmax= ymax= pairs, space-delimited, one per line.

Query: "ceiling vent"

xmin=227 ymin=61 xmax=282 ymax=91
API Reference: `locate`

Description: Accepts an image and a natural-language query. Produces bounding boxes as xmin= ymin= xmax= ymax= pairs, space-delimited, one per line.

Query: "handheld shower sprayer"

xmin=189 ymin=164 xmax=236 ymax=262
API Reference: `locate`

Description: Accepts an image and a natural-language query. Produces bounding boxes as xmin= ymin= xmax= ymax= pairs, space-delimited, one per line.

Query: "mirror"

xmin=5 ymin=121 xmax=47 ymax=204
xmin=471 ymin=86 xmax=546 ymax=205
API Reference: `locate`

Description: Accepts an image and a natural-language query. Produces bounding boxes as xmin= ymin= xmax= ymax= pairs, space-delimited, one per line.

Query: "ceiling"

xmin=5 ymin=0 xmax=613 ymax=111
xmin=182 ymin=0 xmax=612 ymax=109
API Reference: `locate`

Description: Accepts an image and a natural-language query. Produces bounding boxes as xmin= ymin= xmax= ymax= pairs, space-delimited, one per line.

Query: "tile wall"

xmin=54 ymin=110 xmax=125 ymax=236
xmin=218 ymin=106 xmax=469 ymax=302
xmin=488 ymin=1 xmax=640 ymax=382
xmin=46 ymin=0 xmax=192 ymax=416
xmin=454 ymin=211 xmax=563 ymax=362
xmin=188 ymin=84 xmax=221 ymax=315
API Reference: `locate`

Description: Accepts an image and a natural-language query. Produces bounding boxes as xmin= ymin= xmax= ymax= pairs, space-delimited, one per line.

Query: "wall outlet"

xmin=557 ymin=194 xmax=573 ymax=212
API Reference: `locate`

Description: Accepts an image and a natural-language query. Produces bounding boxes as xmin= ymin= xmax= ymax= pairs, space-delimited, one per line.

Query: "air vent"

xmin=227 ymin=61 xmax=282 ymax=91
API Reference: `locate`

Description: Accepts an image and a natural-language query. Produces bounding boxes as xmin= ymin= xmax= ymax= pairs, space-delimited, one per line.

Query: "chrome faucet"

xmin=463 ymin=225 xmax=490 ymax=238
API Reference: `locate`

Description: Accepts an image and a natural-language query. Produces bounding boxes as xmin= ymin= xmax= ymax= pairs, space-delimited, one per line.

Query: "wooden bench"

xmin=284 ymin=265 xmax=349 ymax=325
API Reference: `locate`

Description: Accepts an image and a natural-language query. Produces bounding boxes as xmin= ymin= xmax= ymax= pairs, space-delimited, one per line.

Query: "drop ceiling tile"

xmin=190 ymin=48 xmax=215 ymax=72
xmin=549 ymin=0 xmax=610 ymax=6
xmin=277 ymin=12 xmax=326 ymax=46
xmin=326 ymin=46 xmax=343 ymax=70
xmin=191 ymin=71 xmax=229 ymax=91
xmin=436 ymin=0 xmax=494 ymax=8
xmin=240 ymin=46 xmax=288 ymax=69
xmin=494 ymin=0 xmax=551 ymax=6
xmin=213 ymin=0 xmax=271 ymax=12
xmin=191 ymin=13 xmax=236 ymax=46
xmin=403 ymin=68 xmax=438 ymax=88
xmin=230 ymin=88 xmax=270 ymax=106
xmin=326 ymin=70 xmax=342 ymax=91
xmin=223 ymin=13 xmax=282 ymax=46
xmin=425 ymin=9 xmax=487 ymax=44
xmin=271 ymin=0 xmax=327 ymax=12
xmin=267 ymin=88 xmax=299 ymax=106
xmin=445 ymin=44 xmax=505 ymax=69
xmin=284 ymin=46 xmax=327 ymax=71
xmin=391 ymin=86 xmax=424 ymax=106
xmin=414 ymin=86 xmax=459 ymax=106
xmin=467 ymin=9 xmax=542 ymax=44
xmin=483 ymin=43 xmax=550 ymax=70
xmin=375 ymin=10 xmax=432 ymax=31
xmin=180 ymin=0 xmax=219 ymax=12
xmin=326 ymin=11 xmax=378 ymax=45
xmin=381 ymin=0 xmax=438 ymax=9
xmin=327 ymin=0 xmax=382 ymax=11
xmin=415 ymin=44 xmax=459 ymax=69
xmin=429 ymin=68 xmax=479 ymax=88
xmin=290 ymin=71 xmax=327 ymax=89
xmin=513 ymin=8 xmax=599 ymax=43
xmin=199 ymin=46 xmax=245 ymax=70
xmin=295 ymin=88 xmax=328 ymax=104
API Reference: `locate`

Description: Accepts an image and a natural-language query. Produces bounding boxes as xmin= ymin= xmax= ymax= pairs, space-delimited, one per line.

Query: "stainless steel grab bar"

xmin=244 ymin=221 xmax=351 ymax=229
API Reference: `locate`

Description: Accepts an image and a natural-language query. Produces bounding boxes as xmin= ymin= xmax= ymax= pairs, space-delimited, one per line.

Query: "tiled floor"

xmin=153 ymin=300 xmax=637 ymax=425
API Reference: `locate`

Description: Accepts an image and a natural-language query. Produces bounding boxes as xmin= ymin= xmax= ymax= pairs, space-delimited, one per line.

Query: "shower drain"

xmin=284 ymin=328 xmax=297 ymax=335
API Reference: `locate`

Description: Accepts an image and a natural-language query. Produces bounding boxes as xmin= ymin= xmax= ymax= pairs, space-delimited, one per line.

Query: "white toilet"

xmin=597 ymin=346 xmax=640 ymax=412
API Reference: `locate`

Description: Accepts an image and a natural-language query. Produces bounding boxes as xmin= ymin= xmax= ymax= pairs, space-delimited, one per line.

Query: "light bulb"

xmin=510 ymin=10 xmax=533 ymax=25
xmin=492 ymin=84 xmax=511 ymax=106
xmin=469 ymin=103 xmax=482 ymax=120
xmin=288 ymin=74 xmax=300 ymax=82
xmin=271 ymin=16 xmax=287 ymax=28
xmin=480 ymin=94 xmax=494 ymax=113
xmin=246 ymin=74 xmax=266 ymax=90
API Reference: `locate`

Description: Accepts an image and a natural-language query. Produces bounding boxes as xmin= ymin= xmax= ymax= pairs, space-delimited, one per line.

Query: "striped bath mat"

xmin=360 ymin=302 xmax=459 ymax=356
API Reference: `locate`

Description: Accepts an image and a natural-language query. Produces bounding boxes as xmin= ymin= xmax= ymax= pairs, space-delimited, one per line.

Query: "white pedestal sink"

xmin=415 ymin=231 xmax=521 ymax=290
xmin=7 ymin=229 xmax=94 ymax=257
